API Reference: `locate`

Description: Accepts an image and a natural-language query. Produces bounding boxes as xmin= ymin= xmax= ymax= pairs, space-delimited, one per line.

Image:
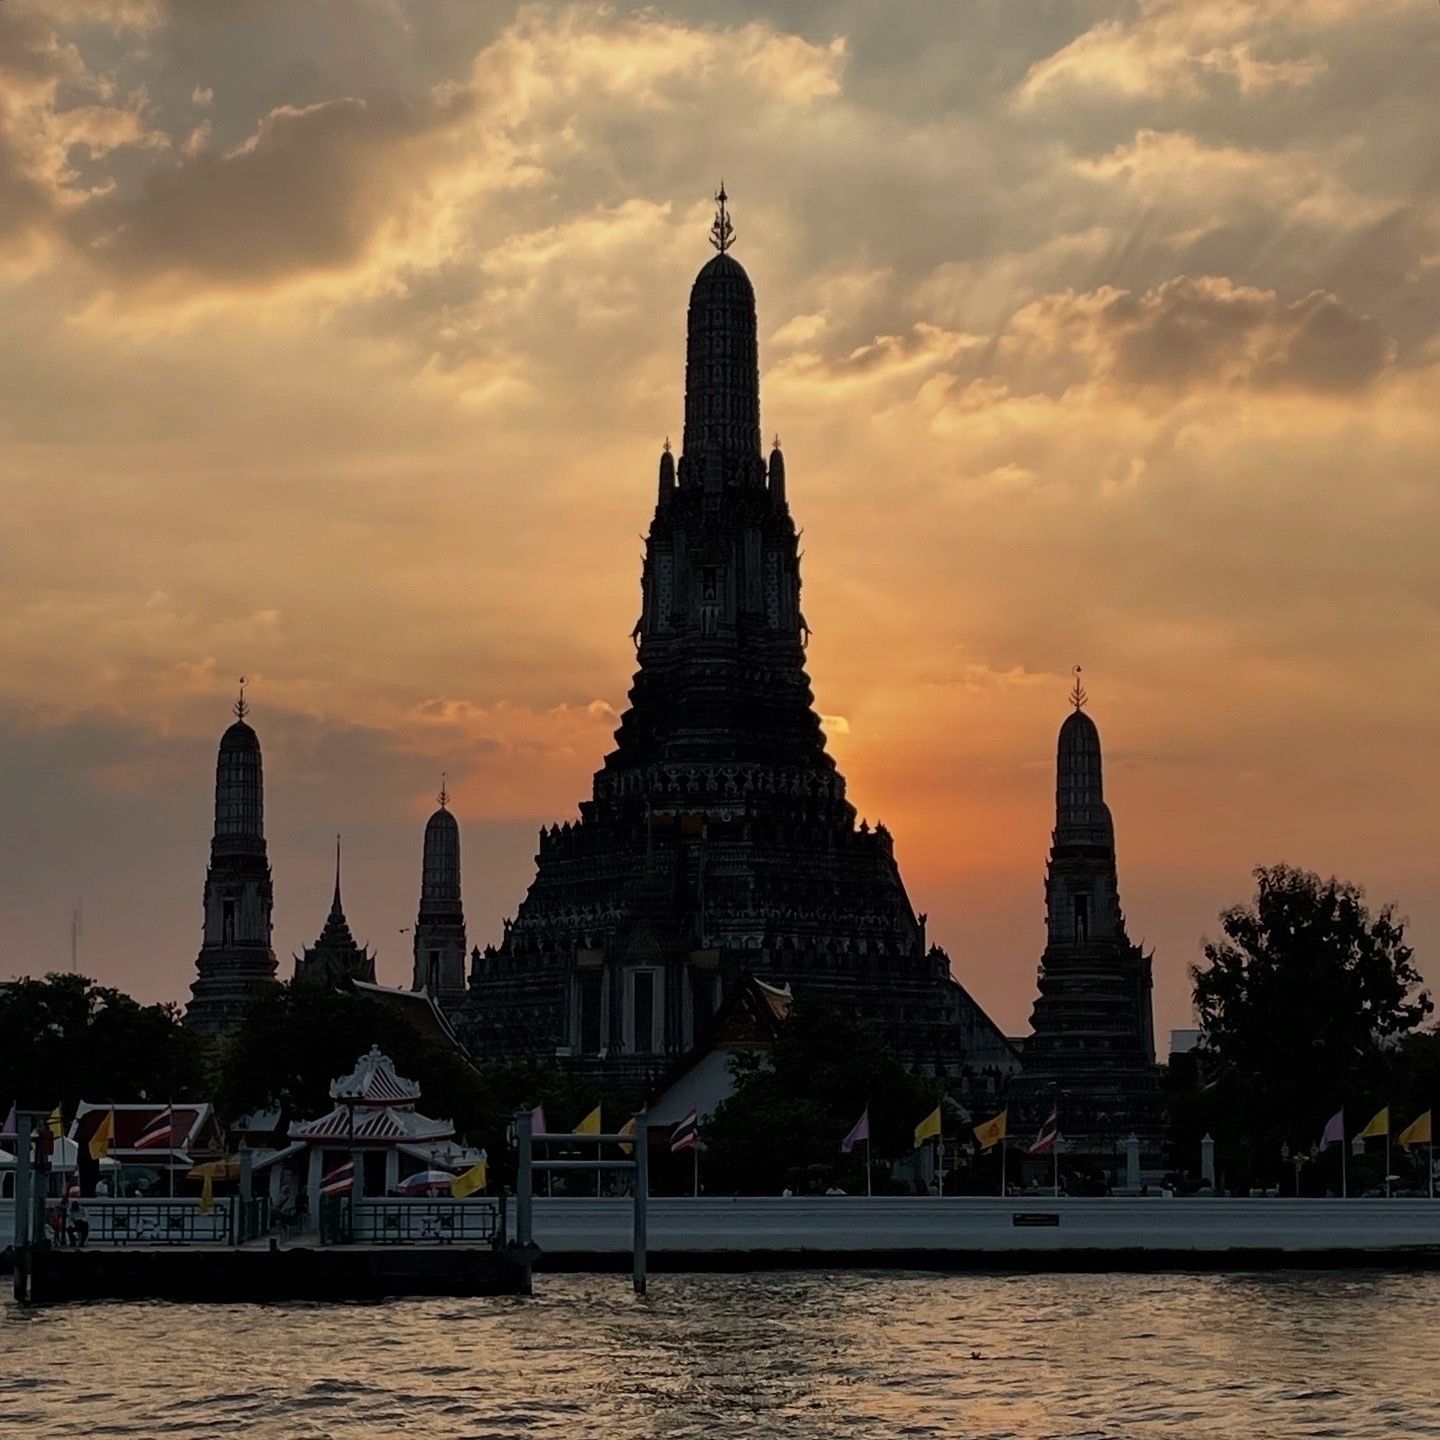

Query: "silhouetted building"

xmin=457 ymin=191 xmax=1016 ymax=1091
xmin=1015 ymin=675 xmax=1163 ymax=1177
xmin=411 ymin=784 xmax=467 ymax=1003
xmin=184 ymin=689 xmax=279 ymax=1036
xmin=293 ymin=840 xmax=377 ymax=989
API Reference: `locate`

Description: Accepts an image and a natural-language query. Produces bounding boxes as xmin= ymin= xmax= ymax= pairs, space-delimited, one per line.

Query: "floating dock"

xmin=13 ymin=1238 xmax=536 ymax=1304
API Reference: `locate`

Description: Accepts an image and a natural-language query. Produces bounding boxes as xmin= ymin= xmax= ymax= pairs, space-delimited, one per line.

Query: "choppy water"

xmin=4 ymin=1271 xmax=1440 ymax=1438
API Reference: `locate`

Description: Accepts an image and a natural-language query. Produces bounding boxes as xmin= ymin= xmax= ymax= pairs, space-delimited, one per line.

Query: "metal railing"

xmin=350 ymin=1198 xmax=502 ymax=1246
xmin=318 ymin=1194 xmax=352 ymax=1245
xmin=235 ymin=1195 xmax=270 ymax=1245
xmin=82 ymin=1198 xmax=234 ymax=1246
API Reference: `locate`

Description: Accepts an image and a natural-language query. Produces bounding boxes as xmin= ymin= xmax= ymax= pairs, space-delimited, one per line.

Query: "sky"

xmin=2 ymin=0 xmax=1438 ymax=1042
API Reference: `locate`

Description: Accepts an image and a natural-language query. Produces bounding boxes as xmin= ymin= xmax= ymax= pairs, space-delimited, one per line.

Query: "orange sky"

xmin=2 ymin=0 xmax=1439 ymax=1040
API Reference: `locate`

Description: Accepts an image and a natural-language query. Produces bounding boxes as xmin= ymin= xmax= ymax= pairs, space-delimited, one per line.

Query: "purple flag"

xmin=1319 ymin=1108 xmax=1345 ymax=1150
xmin=0 ymin=1103 xmax=14 ymax=1138
xmin=529 ymin=1104 xmax=547 ymax=1138
xmin=841 ymin=1108 xmax=870 ymax=1154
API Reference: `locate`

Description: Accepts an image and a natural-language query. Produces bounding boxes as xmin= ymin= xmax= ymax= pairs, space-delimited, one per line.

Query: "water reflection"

xmin=4 ymin=1272 xmax=1440 ymax=1438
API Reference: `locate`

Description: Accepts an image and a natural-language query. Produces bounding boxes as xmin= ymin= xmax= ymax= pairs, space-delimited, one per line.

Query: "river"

xmin=4 ymin=1270 xmax=1439 ymax=1437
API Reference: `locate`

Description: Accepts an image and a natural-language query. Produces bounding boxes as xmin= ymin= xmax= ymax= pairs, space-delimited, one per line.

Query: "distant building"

xmin=411 ymin=784 xmax=467 ymax=1004
xmin=293 ymin=841 xmax=377 ymax=989
xmin=456 ymin=191 xmax=1016 ymax=1096
xmin=1013 ymin=676 xmax=1164 ymax=1177
xmin=184 ymin=691 xmax=279 ymax=1036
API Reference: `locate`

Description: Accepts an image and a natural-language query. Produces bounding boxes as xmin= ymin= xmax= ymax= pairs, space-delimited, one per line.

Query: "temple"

xmin=293 ymin=839 xmax=378 ymax=989
xmin=457 ymin=190 xmax=1016 ymax=1094
xmin=1014 ymin=672 xmax=1163 ymax=1176
xmin=184 ymin=686 xmax=279 ymax=1036
xmin=411 ymin=782 xmax=467 ymax=1004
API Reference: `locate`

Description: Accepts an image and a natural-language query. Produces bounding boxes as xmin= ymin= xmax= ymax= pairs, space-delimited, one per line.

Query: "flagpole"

xmin=1386 ymin=1119 xmax=1391 ymax=1201
xmin=865 ymin=1134 xmax=872 ymax=1198
xmin=1341 ymin=1119 xmax=1347 ymax=1200
xmin=1000 ymin=1139 xmax=1007 ymax=1199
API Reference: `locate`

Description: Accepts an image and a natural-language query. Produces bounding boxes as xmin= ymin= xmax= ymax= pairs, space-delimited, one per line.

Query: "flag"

xmin=320 ymin=1160 xmax=354 ymax=1196
xmin=670 ymin=1108 xmax=699 ymax=1152
xmin=1357 ymin=1107 xmax=1390 ymax=1140
xmin=0 ymin=1103 xmax=15 ymax=1137
xmin=914 ymin=1106 xmax=942 ymax=1148
xmin=46 ymin=1106 xmax=64 ymax=1138
xmin=1028 ymin=1108 xmax=1058 ymax=1155
xmin=199 ymin=1170 xmax=214 ymax=1216
xmin=973 ymin=1109 xmax=1008 ymax=1150
xmin=1318 ymin=1108 xmax=1345 ymax=1151
xmin=573 ymin=1106 xmax=601 ymax=1135
xmin=452 ymin=1153 xmax=489 ymax=1198
xmin=135 ymin=1108 xmax=173 ymax=1151
xmin=88 ymin=1108 xmax=115 ymax=1160
xmin=529 ymin=1104 xmax=547 ymax=1138
xmin=618 ymin=1116 xmax=637 ymax=1156
xmin=841 ymin=1108 xmax=870 ymax=1155
xmin=1399 ymin=1111 xmax=1432 ymax=1149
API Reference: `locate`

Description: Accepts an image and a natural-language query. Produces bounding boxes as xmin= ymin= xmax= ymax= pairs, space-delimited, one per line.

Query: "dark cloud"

xmin=67 ymin=93 xmax=438 ymax=286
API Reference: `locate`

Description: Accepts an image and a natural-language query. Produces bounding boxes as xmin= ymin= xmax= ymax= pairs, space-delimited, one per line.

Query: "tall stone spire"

xmin=185 ymin=682 xmax=278 ymax=1036
xmin=294 ymin=835 xmax=377 ymax=988
xmin=1015 ymin=676 xmax=1161 ymax=1181
xmin=457 ymin=192 xmax=1018 ymax=1096
xmin=413 ymin=778 xmax=467 ymax=1003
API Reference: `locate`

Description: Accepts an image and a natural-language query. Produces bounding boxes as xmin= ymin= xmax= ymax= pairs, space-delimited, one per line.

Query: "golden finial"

xmin=772 ymin=433 xmax=781 ymax=450
xmin=1070 ymin=665 xmax=1088 ymax=711
xmin=709 ymin=181 xmax=734 ymax=254
xmin=234 ymin=675 xmax=250 ymax=720
xmin=662 ymin=436 xmax=671 ymax=454
xmin=438 ymin=772 xmax=450 ymax=809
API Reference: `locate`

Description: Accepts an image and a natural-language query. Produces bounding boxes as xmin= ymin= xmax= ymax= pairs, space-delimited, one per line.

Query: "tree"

xmin=701 ymin=1001 xmax=938 ymax=1195
xmin=0 ymin=973 xmax=205 ymax=1116
xmin=1182 ymin=864 xmax=1432 ymax=1189
xmin=212 ymin=983 xmax=639 ymax=1189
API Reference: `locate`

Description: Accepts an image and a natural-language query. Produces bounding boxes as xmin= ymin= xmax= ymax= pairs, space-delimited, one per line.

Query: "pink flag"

xmin=1319 ymin=1108 xmax=1345 ymax=1150
xmin=0 ymin=1104 xmax=15 ymax=1138
xmin=529 ymin=1105 xmax=547 ymax=1138
xmin=841 ymin=1108 xmax=870 ymax=1154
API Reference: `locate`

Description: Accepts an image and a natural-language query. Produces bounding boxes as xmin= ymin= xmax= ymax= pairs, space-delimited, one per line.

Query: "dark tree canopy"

xmin=701 ymin=1001 xmax=938 ymax=1195
xmin=0 ymin=973 xmax=205 ymax=1116
xmin=1178 ymin=864 xmax=1432 ymax=1190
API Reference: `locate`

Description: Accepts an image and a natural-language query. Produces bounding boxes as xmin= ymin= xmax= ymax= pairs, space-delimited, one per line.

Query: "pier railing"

xmin=348 ymin=1198 xmax=502 ymax=1246
xmin=81 ymin=1198 xmax=234 ymax=1246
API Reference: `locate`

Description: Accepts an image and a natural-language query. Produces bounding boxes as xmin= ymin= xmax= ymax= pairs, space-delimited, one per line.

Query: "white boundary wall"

xmin=531 ymin=1196 xmax=1440 ymax=1255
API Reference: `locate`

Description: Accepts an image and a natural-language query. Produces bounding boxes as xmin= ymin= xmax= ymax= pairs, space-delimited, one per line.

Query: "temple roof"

xmin=293 ymin=846 xmax=377 ymax=987
xmin=329 ymin=1045 xmax=421 ymax=1105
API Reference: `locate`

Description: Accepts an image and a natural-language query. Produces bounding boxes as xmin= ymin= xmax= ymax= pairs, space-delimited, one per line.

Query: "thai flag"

xmin=1028 ymin=1107 xmax=1059 ymax=1155
xmin=135 ymin=1108 xmax=173 ymax=1150
xmin=670 ymin=1109 xmax=699 ymax=1153
xmin=320 ymin=1160 xmax=355 ymax=1196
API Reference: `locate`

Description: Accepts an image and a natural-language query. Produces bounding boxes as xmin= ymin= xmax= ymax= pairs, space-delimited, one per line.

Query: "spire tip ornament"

xmin=438 ymin=772 xmax=450 ymax=809
xmin=1070 ymin=665 xmax=1088 ymax=712
xmin=709 ymin=181 xmax=734 ymax=254
xmin=234 ymin=676 xmax=249 ymax=720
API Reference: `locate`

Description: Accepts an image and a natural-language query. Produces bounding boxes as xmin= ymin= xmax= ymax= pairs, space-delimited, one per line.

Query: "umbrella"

xmin=398 ymin=1170 xmax=454 ymax=1194
xmin=188 ymin=1157 xmax=241 ymax=1181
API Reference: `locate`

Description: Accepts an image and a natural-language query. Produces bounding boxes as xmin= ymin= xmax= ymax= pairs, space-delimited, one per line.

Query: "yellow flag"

xmin=88 ymin=1108 xmax=115 ymax=1160
xmin=914 ymin=1106 xmax=942 ymax=1148
xmin=47 ymin=1106 xmax=63 ymax=1138
xmin=1357 ymin=1107 xmax=1390 ymax=1140
xmin=618 ymin=1116 xmax=637 ymax=1156
xmin=573 ymin=1105 xmax=602 ymax=1135
xmin=1399 ymin=1111 xmax=1432 ymax=1149
xmin=199 ymin=1171 xmax=214 ymax=1216
xmin=973 ymin=1109 xmax=1008 ymax=1150
xmin=452 ymin=1159 xmax=488 ymax=1198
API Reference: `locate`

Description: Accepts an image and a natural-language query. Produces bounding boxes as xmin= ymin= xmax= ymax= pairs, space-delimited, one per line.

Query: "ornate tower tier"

xmin=185 ymin=688 xmax=279 ymax=1036
xmin=412 ymin=786 xmax=467 ymax=1003
xmin=457 ymin=192 xmax=1017 ymax=1093
xmin=1015 ymin=674 xmax=1163 ymax=1177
